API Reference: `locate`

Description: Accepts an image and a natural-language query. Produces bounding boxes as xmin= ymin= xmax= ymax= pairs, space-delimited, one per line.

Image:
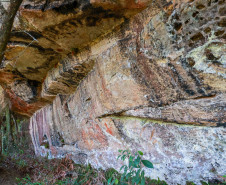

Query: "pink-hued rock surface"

xmin=0 ymin=0 xmax=225 ymax=184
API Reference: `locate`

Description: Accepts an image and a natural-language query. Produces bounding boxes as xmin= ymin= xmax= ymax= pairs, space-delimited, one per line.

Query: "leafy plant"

xmin=108 ymin=149 xmax=154 ymax=185
xmin=186 ymin=181 xmax=196 ymax=185
xmin=105 ymin=168 xmax=120 ymax=183
xmin=16 ymin=174 xmax=45 ymax=185
xmin=146 ymin=177 xmax=168 ymax=185
xmin=16 ymin=159 xmax=27 ymax=169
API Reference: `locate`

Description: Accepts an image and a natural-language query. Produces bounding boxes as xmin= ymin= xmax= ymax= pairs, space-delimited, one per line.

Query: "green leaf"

xmin=135 ymin=177 xmax=140 ymax=185
xmin=136 ymin=169 xmax=141 ymax=179
xmin=124 ymin=166 xmax=128 ymax=174
xmin=138 ymin=151 xmax=143 ymax=156
xmin=141 ymin=170 xmax=145 ymax=177
xmin=122 ymin=155 xmax=126 ymax=161
xmin=108 ymin=177 xmax=112 ymax=184
xmin=115 ymin=179 xmax=119 ymax=184
xmin=126 ymin=172 xmax=132 ymax=180
xmin=141 ymin=176 xmax=145 ymax=185
xmin=200 ymin=181 xmax=208 ymax=185
xmin=132 ymin=176 xmax=139 ymax=185
xmin=121 ymin=175 xmax=125 ymax=182
xmin=134 ymin=156 xmax=141 ymax=168
xmin=120 ymin=165 xmax=126 ymax=171
xmin=129 ymin=160 xmax=134 ymax=169
xmin=141 ymin=160 xmax=154 ymax=168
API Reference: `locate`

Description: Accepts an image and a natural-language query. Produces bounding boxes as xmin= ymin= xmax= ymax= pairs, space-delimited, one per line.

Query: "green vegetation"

xmin=107 ymin=150 xmax=154 ymax=185
xmin=9 ymin=149 xmax=165 ymax=185
xmin=2 ymin=148 xmax=225 ymax=185
xmin=0 ymin=105 xmax=29 ymax=157
xmin=0 ymin=109 xmax=225 ymax=185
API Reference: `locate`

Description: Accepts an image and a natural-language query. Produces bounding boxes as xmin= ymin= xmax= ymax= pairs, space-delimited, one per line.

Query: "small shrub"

xmin=105 ymin=168 xmax=120 ymax=183
xmin=146 ymin=177 xmax=168 ymax=185
xmin=16 ymin=159 xmax=27 ymax=169
xmin=108 ymin=149 xmax=154 ymax=185
xmin=16 ymin=174 xmax=45 ymax=185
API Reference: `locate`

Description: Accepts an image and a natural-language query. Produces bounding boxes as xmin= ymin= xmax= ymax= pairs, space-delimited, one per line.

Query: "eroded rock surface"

xmin=0 ymin=0 xmax=225 ymax=184
xmin=28 ymin=0 xmax=225 ymax=184
xmin=0 ymin=0 xmax=152 ymax=116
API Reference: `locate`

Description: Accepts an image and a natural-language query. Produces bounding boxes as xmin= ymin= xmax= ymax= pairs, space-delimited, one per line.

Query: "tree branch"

xmin=0 ymin=0 xmax=23 ymax=65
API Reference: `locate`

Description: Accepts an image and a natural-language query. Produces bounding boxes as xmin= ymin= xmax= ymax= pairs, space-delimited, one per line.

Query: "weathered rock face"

xmin=0 ymin=0 xmax=151 ymax=116
xmin=0 ymin=0 xmax=226 ymax=184
xmin=28 ymin=0 xmax=226 ymax=184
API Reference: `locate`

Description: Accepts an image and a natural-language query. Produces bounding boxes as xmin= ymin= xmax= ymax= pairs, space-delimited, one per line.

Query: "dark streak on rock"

xmin=168 ymin=62 xmax=196 ymax=96
xmin=112 ymin=119 xmax=137 ymax=144
xmin=10 ymin=31 xmax=43 ymax=40
xmin=51 ymin=1 xmax=79 ymax=14
xmin=7 ymin=41 xmax=55 ymax=53
xmin=27 ymin=80 xmax=40 ymax=98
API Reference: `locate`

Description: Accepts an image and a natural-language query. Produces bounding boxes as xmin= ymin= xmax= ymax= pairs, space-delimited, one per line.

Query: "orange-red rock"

xmin=0 ymin=0 xmax=225 ymax=184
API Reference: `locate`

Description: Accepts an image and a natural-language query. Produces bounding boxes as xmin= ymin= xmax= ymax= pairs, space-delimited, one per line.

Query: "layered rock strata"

xmin=29 ymin=0 xmax=226 ymax=184
xmin=0 ymin=0 xmax=152 ymax=116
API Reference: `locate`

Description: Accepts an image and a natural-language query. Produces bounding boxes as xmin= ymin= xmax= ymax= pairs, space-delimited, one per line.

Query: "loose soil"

xmin=0 ymin=166 xmax=22 ymax=185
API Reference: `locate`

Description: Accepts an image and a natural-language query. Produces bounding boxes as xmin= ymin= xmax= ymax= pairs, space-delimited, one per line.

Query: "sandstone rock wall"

xmin=0 ymin=0 xmax=151 ymax=116
xmin=29 ymin=0 xmax=226 ymax=184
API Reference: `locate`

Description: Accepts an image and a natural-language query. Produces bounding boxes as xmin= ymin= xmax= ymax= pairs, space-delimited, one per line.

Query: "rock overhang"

xmin=0 ymin=0 xmax=157 ymax=116
xmin=0 ymin=0 xmax=226 ymax=183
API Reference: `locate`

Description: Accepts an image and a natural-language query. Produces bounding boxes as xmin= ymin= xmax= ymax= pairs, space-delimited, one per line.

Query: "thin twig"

xmin=8 ymin=39 xmax=36 ymax=61
xmin=1 ymin=30 xmax=39 ymax=67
